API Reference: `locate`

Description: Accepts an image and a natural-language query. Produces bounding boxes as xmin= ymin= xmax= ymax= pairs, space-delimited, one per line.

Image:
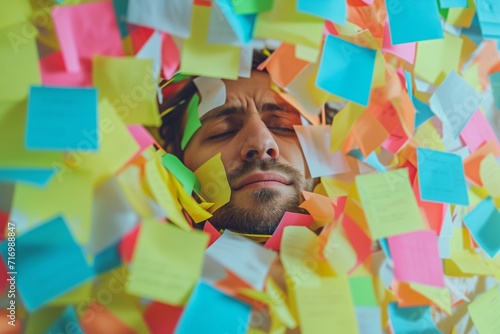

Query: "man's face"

xmin=183 ymin=71 xmax=314 ymax=234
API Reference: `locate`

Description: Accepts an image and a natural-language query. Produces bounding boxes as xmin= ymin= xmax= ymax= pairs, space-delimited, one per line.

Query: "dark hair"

xmin=157 ymin=50 xmax=340 ymax=160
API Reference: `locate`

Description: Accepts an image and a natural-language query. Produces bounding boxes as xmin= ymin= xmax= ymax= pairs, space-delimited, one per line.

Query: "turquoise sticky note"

xmin=387 ymin=0 xmax=443 ymax=44
xmin=162 ymin=153 xmax=201 ymax=194
xmin=0 ymin=168 xmax=55 ymax=187
xmin=297 ymin=0 xmax=346 ymax=25
xmin=316 ymin=35 xmax=376 ymax=106
xmin=0 ymin=216 xmax=94 ymax=312
xmin=175 ymin=282 xmax=252 ymax=334
xmin=490 ymin=72 xmax=500 ymax=110
xmin=464 ymin=198 xmax=500 ymax=258
xmin=93 ymin=242 xmax=122 ymax=275
xmin=417 ymin=147 xmax=469 ymax=205
xmin=413 ymin=96 xmax=435 ymax=129
xmin=181 ymin=94 xmax=202 ymax=150
xmin=112 ymin=0 xmax=130 ymax=38
xmin=388 ymin=303 xmax=442 ymax=334
xmin=476 ymin=0 xmax=500 ymax=43
xmin=26 ymin=86 xmax=98 ymax=151
xmin=439 ymin=0 xmax=467 ymax=8
xmin=46 ymin=306 xmax=83 ymax=334
xmin=214 ymin=0 xmax=256 ymax=44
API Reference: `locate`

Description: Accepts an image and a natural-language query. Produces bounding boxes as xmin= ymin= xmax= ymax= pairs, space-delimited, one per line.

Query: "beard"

xmin=207 ymin=159 xmax=315 ymax=235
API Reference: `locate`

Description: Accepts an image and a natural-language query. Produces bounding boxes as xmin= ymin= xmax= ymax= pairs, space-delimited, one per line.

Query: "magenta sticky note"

xmin=264 ymin=212 xmax=314 ymax=251
xmin=382 ymin=20 xmax=416 ymax=64
xmin=388 ymin=230 xmax=444 ymax=287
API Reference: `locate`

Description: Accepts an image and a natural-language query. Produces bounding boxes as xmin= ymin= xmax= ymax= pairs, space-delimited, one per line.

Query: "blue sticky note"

xmin=112 ymin=0 xmax=130 ymax=38
xmin=26 ymin=86 xmax=98 ymax=151
xmin=413 ymin=96 xmax=435 ymax=129
xmin=45 ymin=306 xmax=83 ymax=334
xmin=417 ymin=148 xmax=469 ymax=205
xmin=476 ymin=0 xmax=500 ymax=43
xmin=0 ymin=216 xmax=94 ymax=312
xmin=215 ymin=0 xmax=256 ymax=44
xmin=490 ymin=72 xmax=500 ymax=110
xmin=175 ymin=282 xmax=252 ymax=334
xmin=0 ymin=168 xmax=56 ymax=187
xmin=388 ymin=303 xmax=442 ymax=334
xmin=387 ymin=0 xmax=443 ymax=44
xmin=93 ymin=242 xmax=122 ymax=275
xmin=297 ymin=0 xmax=346 ymax=25
xmin=464 ymin=198 xmax=500 ymax=258
xmin=379 ymin=238 xmax=391 ymax=259
xmin=316 ymin=35 xmax=376 ymax=106
xmin=439 ymin=0 xmax=467 ymax=8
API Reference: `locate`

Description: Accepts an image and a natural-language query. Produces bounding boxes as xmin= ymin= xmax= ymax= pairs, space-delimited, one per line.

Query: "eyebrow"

xmin=200 ymin=102 xmax=296 ymax=123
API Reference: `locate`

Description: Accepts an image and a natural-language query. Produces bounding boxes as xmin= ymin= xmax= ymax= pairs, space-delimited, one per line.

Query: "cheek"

xmin=279 ymin=140 xmax=309 ymax=176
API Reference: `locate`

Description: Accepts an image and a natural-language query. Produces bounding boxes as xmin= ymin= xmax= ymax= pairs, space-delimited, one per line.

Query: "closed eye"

xmin=269 ymin=126 xmax=295 ymax=133
xmin=207 ymin=130 xmax=237 ymax=140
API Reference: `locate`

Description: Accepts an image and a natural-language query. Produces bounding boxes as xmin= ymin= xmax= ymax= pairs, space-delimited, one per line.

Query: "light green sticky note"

xmin=162 ymin=153 xmax=201 ymax=194
xmin=181 ymin=94 xmax=202 ymax=150
xmin=126 ymin=219 xmax=209 ymax=305
xmin=0 ymin=22 xmax=41 ymax=101
xmin=468 ymin=286 xmax=500 ymax=334
xmin=231 ymin=0 xmax=274 ymax=14
xmin=180 ymin=5 xmax=240 ymax=79
xmin=0 ymin=1 xmax=32 ymax=30
xmin=356 ymin=169 xmax=425 ymax=239
xmin=348 ymin=276 xmax=378 ymax=306
xmin=254 ymin=0 xmax=324 ymax=48
xmin=0 ymin=100 xmax=63 ymax=168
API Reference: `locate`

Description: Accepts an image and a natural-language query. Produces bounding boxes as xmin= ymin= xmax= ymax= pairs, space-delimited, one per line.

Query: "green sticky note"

xmin=231 ymin=0 xmax=274 ymax=14
xmin=162 ymin=153 xmax=201 ymax=194
xmin=181 ymin=94 xmax=202 ymax=150
xmin=0 ymin=1 xmax=31 ymax=30
xmin=348 ymin=276 xmax=378 ymax=306
xmin=0 ymin=22 xmax=41 ymax=101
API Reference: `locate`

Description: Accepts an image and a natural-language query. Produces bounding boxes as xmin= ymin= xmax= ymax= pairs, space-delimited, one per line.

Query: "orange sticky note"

xmin=264 ymin=43 xmax=309 ymax=88
xmin=351 ymin=110 xmax=390 ymax=157
xmin=264 ymin=212 xmax=314 ymax=251
xmin=464 ymin=140 xmax=500 ymax=185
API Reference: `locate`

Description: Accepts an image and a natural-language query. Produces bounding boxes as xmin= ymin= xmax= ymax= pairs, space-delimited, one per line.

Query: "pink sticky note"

xmin=203 ymin=221 xmax=221 ymax=248
xmin=161 ymin=33 xmax=180 ymax=79
xmin=128 ymin=125 xmax=157 ymax=150
xmin=342 ymin=215 xmax=372 ymax=272
xmin=40 ymin=51 xmax=92 ymax=87
xmin=382 ymin=19 xmax=416 ymax=64
xmin=264 ymin=212 xmax=314 ymax=251
xmin=460 ymin=110 xmax=500 ymax=153
xmin=388 ymin=230 xmax=444 ymax=287
xmin=144 ymin=302 xmax=183 ymax=334
xmin=118 ymin=225 xmax=140 ymax=263
xmin=52 ymin=1 xmax=124 ymax=73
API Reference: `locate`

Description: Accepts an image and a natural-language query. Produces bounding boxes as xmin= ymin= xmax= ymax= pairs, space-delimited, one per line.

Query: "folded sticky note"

xmin=194 ymin=153 xmax=231 ymax=213
xmin=127 ymin=219 xmax=209 ymax=305
xmin=264 ymin=212 xmax=313 ymax=251
xmin=127 ymin=0 xmax=193 ymax=38
xmin=388 ymin=303 xmax=442 ymax=333
xmin=193 ymin=77 xmax=226 ymax=118
xmin=463 ymin=197 xmax=500 ymax=258
xmin=297 ymin=0 xmax=346 ymax=25
xmin=0 ymin=216 xmax=94 ymax=312
xmin=460 ymin=109 xmax=500 ymax=152
xmin=386 ymin=0 xmax=443 ymax=44
xmin=26 ymin=86 xmax=98 ymax=151
xmin=388 ymin=230 xmax=444 ymax=287
xmin=176 ymin=281 xmax=252 ymax=334
xmin=163 ymin=153 xmax=201 ymax=194
xmin=356 ymin=169 xmax=425 ymax=239
xmin=210 ymin=0 xmax=255 ymax=45
xmin=417 ymin=147 xmax=469 ymax=205
xmin=316 ymin=34 xmax=376 ymax=106
xmin=429 ymin=71 xmax=482 ymax=138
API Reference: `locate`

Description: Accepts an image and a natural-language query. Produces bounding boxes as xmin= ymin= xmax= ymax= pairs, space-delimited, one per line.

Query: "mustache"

xmin=226 ymin=158 xmax=303 ymax=185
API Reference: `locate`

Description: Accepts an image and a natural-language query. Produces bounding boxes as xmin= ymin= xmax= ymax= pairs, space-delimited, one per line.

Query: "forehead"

xmin=221 ymin=71 xmax=280 ymax=102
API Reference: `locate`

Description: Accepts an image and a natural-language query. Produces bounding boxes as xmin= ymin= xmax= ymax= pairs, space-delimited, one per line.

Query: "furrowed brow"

xmin=200 ymin=106 xmax=241 ymax=123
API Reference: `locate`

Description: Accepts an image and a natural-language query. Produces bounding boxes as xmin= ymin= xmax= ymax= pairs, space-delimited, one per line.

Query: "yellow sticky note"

xmin=12 ymin=169 xmax=93 ymax=243
xmin=0 ymin=22 xmax=41 ymax=101
xmin=412 ymin=120 xmax=446 ymax=153
xmin=0 ymin=1 xmax=31 ymax=30
xmin=0 ymin=100 xmax=63 ymax=168
xmin=266 ymin=278 xmax=297 ymax=329
xmin=254 ymin=0 xmax=324 ymax=48
xmin=295 ymin=44 xmax=320 ymax=63
xmin=450 ymin=251 xmax=491 ymax=276
xmin=194 ymin=153 xmax=231 ymax=213
xmin=356 ymin=169 xmax=425 ymax=239
xmin=468 ymin=286 xmax=500 ymax=334
xmin=447 ymin=0 xmax=475 ymax=28
xmin=323 ymin=224 xmax=358 ymax=275
xmin=144 ymin=154 xmax=191 ymax=231
xmin=66 ymin=99 xmax=140 ymax=185
xmin=295 ymin=276 xmax=358 ymax=334
xmin=330 ymin=102 xmax=365 ymax=152
xmin=180 ymin=5 xmax=240 ymax=79
xmin=320 ymin=176 xmax=350 ymax=198
xmin=127 ymin=219 xmax=209 ymax=305
xmin=480 ymin=153 xmax=500 ymax=198
xmin=409 ymin=283 xmax=452 ymax=315
xmin=171 ymin=170 xmax=212 ymax=223
xmin=49 ymin=282 xmax=92 ymax=306
xmin=414 ymin=33 xmax=463 ymax=85
xmin=92 ymin=56 xmax=160 ymax=126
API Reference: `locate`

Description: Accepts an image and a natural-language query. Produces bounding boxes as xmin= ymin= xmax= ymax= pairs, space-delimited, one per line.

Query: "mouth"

xmin=232 ymin=173 xmax=292 ymax=191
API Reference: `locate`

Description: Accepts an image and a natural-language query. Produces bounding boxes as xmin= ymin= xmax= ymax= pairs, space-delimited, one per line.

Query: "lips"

xmin=232 ymin=173 xmax=292 ymax=190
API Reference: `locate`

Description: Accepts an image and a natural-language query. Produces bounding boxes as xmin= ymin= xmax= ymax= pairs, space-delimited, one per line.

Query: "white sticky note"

xmin=294 ymin=125 xmax=350 ymax=178
xmin=193 ymin=77 xmax=227 ymax=118
xmin=429 ymin=71 xmax=483 ymax=138
xmin=127 ymin=0 xmax=193 ymax=38
xmin=205 ymin=231 xmax=277 ymax=291
xmin=356 ymin=306 xmax=383 ymax=334
xmin=136 ymin=30 xmax=163 ymax=79
xmin=208 ymin=1 xmax=241 ymax=46
xmin=239 ymin=46 xmax=253 ymax=78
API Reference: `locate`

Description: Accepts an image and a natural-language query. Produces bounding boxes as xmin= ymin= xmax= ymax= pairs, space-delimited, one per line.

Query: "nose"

xmin=240 ymin=117 xmax=279 ymax=162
